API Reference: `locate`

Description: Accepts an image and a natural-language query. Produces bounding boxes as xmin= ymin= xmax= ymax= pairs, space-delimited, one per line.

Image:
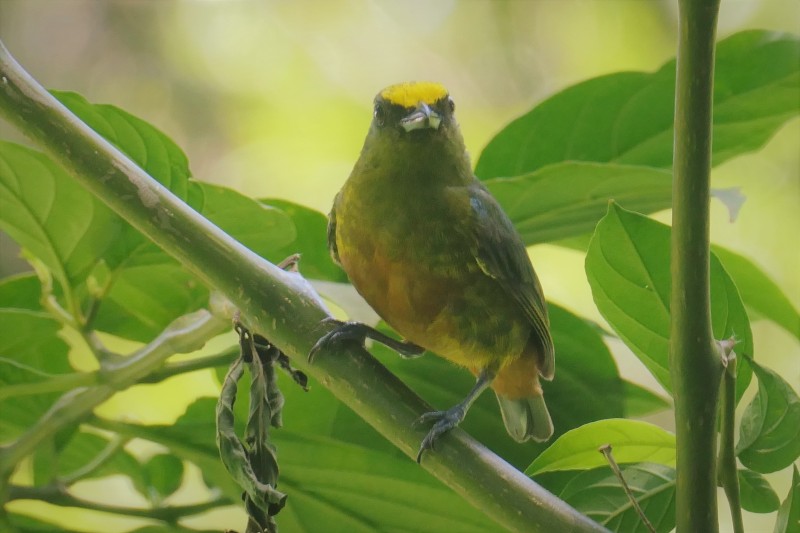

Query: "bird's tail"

xmin=495 ymin=393 xmax=554 ymax=443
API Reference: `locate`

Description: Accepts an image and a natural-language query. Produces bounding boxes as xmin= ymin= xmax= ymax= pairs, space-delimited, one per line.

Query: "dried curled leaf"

xmin=216 ymin=330 xmax=287 ymax=533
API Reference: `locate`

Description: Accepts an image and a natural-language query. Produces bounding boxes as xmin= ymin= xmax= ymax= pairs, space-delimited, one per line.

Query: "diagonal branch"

xmin=0 ymin=40 xmax=606 ymax=533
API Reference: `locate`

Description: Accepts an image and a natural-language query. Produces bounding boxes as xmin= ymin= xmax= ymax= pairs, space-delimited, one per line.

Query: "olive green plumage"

xmin=323 ymin=81 xmax=555 ymax=455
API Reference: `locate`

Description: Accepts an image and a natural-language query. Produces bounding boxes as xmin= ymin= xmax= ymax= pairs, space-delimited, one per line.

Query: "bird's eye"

xmin=373 ymin=104 xmax=386 ymax=126
xmin=448 ymin=97 xmax=455 ymax=113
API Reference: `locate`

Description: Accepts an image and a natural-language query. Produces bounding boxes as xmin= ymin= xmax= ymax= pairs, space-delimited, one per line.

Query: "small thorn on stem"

xmin=716 ymin=336 xmax=739 ymax=374
xmin=598 ymin=444 xmax=656 ymax=533
xmin=277 ymin=253 xmax=301 ymax=272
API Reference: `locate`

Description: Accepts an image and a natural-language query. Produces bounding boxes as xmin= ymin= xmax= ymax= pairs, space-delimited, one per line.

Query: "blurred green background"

xmin=0 ymin=1 xmax=798 ymax=532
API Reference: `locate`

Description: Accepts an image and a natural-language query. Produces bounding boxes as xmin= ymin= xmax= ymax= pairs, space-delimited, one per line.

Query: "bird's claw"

xmin=308 ymin=318 xmax=358 ymax=363
xmin=414 ymin=406 xmax=467 ymax=463
xmin=308 ymin=319 xmax=425 ymax=364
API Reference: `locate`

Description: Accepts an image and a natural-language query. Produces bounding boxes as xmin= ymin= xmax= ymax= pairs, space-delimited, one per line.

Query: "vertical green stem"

xmin=670 ymin=0 xmax=724 ymax=532
xmin=717 ymin=354 xmax=744 ymax=533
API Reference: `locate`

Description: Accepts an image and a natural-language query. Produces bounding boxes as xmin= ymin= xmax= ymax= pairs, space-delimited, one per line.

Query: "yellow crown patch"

xmin=380 ymin=82 xmax=449 ymax=108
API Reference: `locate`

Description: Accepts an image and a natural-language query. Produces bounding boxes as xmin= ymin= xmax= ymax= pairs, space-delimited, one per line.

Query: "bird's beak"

xmin=400 ymin=102 xmax=441 ymax=132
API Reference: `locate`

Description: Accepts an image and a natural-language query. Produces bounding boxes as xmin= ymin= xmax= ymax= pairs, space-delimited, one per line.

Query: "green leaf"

xmin=7 ymin=513 xmax=84 ymax=533
xmin=774 ymin=465 xmax=800 ymax=533
xmin=526 ymin=419 xmax=675 ymax=476
xmin=275 ymin=431 xmax=497 ymax=533
xmin=90 ymin=181 xmax=297 ymax=342
xmin=738 ymin=468 xmax=780 ymax=513
xmin=91 ymin=178 xmax=300 ymax=342
xmin=0 ymin=309 xmax=71 ymax=443
xmin=260 ymin=198 xmax=347 ymax=282
xmin=0 ymin=272 xmax=42 ymax=311
xmin=9 ymin=91 xmax=205 ymax=342
xmin=476 ymin=30 xmax=800 ymax=178
xmin=103 ymin=400 xmax=244 ymax=503
xmin=92 ymin=262 xmax=208 ymax=343
xmin=585 ymin=203 xmax=753 ymax=396
xmin=0 ymin=142 xmax=123 ymax=289
xmin=53 ymin=91 xmax=191 ymax=198
xmin=195 ymin=183 xmax=296 ymax=259
xmin=713 ymin=245 xmax=800 ymax=340
xmin=111 ymin=397 xmax=499 ymax=533
xmin=537 ymin=463 xmax=676 ymax=533
xmin=737 ymin=360 xmax=800 ymax=474
xmin=53 ymin=431 xmax=144 ymax=485
xmin=485 ymin=162 xmax=672 ymax=245
xmin=31 ymin=437 xmax=58 ymax=486
xmin=543 ymin=305 xmax=625 ymax=437
xmin=0 ymin=123 xmax=200 ymax=342
xmin=143 ymin=453 xmax=185 ymax=503
xmin=49 ymin=90 xmax=194 ymax=280
xmin=622 ymin=380 xmax=671 ymax=418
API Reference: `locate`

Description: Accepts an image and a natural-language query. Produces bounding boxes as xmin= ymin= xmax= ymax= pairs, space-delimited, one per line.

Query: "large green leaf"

xmin=0 ymin=272 xmax=43 ymax=311
xmin=53 ymin=91 xmax=191 ymax=199
xmin=142 ymin=453 xmax=185 ymax=504
xmin=92 ymin=182 xmax=297 ymax=342
xmin=104 ymin=397 xmax=499 ymax=533
xmin=52 ymin=90 xmax=195 ymax=273
xmin=485 ymin=162 xmax=672 ymax=245
xmin=552 ymin=233 xmax=799 ymax=343
xmin=194 ymin=183 xmax=296 ymax=259
xmin=476 ymin=30 xmax=800 ymax=178
xmin=713 ymin=245 xmax=800 ymax=340
xmin=536 ymin=463 xmax=676 ymax=533
xmin=276 ymin=431 xmax=497 ymax=533
xmin=738 ymin=468 xmax=780 ymax=514
xmin=0 ymin=142 xmax=123 ymax=289
xmin=0 ymin=309 xmax=71 ymax=443
xmin=621 ymin=380 xmax=670 ymax=418
xmin=0 ymin=89 xmax=205 ymax=341
xmin=585 ymin=203 xmax=753 ymax=396
xmin=0 ymin=142 xmax=205 ymax=343
xmin=526 ymin=419 xmax=675 ymax=476
xmin=260 ymin=198 xmax=347 ymax=282
xmin=736 ymin=360 xmax=800 ymax=474
xmin=91 ymin=262 xmax=209 ymax=342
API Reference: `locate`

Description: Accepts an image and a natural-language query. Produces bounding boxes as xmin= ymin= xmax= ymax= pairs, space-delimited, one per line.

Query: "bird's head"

xmin=361 ymin=82 xmax=468 ymax=176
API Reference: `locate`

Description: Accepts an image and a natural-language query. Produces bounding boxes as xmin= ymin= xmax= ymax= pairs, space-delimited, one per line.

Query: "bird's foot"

xmin=308 ymin=318 xmax=424 ymax=363
xmin=414 ymin=405 xmax=468 ymax=463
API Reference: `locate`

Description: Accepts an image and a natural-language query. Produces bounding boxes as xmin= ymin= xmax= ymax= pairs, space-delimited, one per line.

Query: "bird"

xmin=310 ymin=81 xmax=554 ymax=461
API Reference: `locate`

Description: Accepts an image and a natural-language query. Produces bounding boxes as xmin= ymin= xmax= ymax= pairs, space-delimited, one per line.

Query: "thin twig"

xmin=7 ymin=483 xmax=231 ymax=521
xmin=716 ymin=338 xmax=744 ymax=533
xmin=598 ymin=444 xmax=656 ymax=533
xmin=141 ymin=347 xmax=239 ymax=383
xmin=59 ymin=434 xmax=130 ymax=485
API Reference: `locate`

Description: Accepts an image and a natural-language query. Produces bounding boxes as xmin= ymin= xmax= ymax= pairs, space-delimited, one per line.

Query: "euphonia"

xmin=311 ymin=81 xmax=555 ymax=460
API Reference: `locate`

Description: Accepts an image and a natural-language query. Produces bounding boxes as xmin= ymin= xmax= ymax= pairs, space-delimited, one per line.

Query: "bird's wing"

xmin=327 ymin=194 xmax=341 ymax=266
xmin=467 ymin=184 xmax=554 ymax=379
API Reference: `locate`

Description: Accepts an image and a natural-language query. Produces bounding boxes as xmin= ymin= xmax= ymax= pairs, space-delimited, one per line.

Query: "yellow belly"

xmin=338 ymin=238 xmax=529 ymax=369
